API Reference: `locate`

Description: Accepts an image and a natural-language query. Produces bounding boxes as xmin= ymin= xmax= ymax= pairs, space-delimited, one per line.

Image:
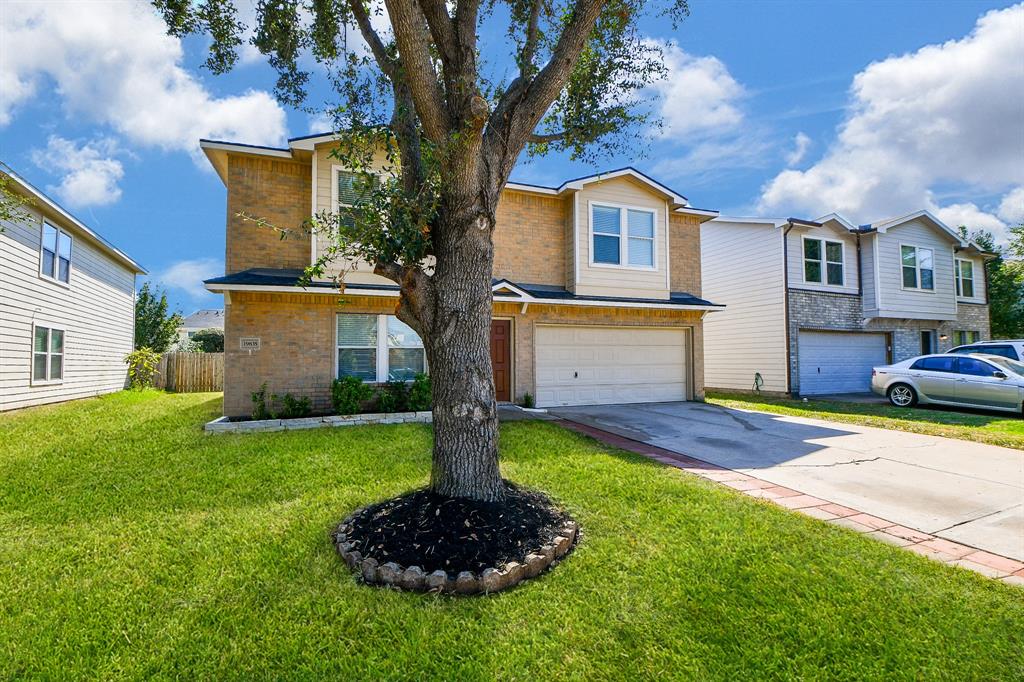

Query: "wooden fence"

xmin=155 ymin=352 xmax=224 ymax=392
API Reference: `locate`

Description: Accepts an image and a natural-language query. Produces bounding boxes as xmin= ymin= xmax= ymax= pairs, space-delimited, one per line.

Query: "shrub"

xmin=332 ymin=376 xmax=374 ymax=415
xmin=274 ymin=393 xmax=312 ymax=419
xmin=124 ymin=348 xmax=161 ymax=389
xmin=251 ymin=382 xmax=272 ymax=420
xmin=191 ymin=328 xmax=224 ymax=353
xmin=521 ymin=392 xmax=535 ymax=409
xmin=408 ymin=373 xmax=431 ymax=412
xmin=376 ymin=381 xmax=409 ymax=413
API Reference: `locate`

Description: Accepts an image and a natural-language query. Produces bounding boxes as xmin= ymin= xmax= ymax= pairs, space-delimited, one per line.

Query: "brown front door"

xmin=490 ymin=319 xmax=511 ymax=402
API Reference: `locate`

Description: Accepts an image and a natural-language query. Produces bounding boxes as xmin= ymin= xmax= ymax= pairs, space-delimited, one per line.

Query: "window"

xmin=953 ymin=331 xmax=980 ymax=346
xmin=337 ymin=314 xmax=426 ymax=382
xmin=956 ymin=357 xmax=997 ymax=377
xmin=590 ymin=203 xmax=655 ymax=268
xmin=955 ymin=259 xmax=975 ymax=298
xmin=40 ymin=222 xmax=72 ymax=284
xmin=333 ymin=168 xmax=377 ymax=229
xmin=901 ymin=245 xmax=934 ymax=290
xmin=910 ymin=357 xmax=955 ymax=372
xmin=32 ymin=325 xmax=64 ymax=383
xmin=803 ymin=238 xmax=844 ymax=285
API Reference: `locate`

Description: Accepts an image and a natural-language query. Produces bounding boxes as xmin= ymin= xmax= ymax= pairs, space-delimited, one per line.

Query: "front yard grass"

xmin=1 ymin=391 xmax=1022 ymax=679
xmin=707 ymin=390 xmax=1024 ymax=450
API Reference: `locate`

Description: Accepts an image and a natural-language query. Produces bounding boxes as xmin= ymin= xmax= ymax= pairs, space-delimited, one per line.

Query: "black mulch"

xmin=341 ymin=482 xmax=573 ymax=574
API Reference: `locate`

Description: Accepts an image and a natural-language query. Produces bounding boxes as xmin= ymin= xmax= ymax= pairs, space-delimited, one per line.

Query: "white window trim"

xmin=587 ymin=200 xmax=658 ymax=271
xmin=38 ymin=220 xmax=72 ymax=288
xmin=801 ymin=236 xmax=845 ymax=287
xmin=30 ymin=322 xmax=66 ymax=386
xmin=899 ymin=242 xmax=936 ymax=293
xmin=955 ymin=258 xmax=976 ymax=298
xmin=335 ymin=313 xmax=427 ymax=383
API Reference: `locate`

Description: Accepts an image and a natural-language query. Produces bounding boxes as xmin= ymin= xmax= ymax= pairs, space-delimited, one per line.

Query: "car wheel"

xmin=887 ymin=384 xmax=917 ymax=408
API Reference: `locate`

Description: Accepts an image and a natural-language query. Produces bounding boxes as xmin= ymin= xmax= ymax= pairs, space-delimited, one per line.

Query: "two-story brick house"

xmin=199 ymin=134 xmax=722 ymax=417
xmin=701 ymin=211 xmax=993 ymax=396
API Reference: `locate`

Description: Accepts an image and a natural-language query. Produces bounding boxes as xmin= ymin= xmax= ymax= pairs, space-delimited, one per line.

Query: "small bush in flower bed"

xmin=330 ymin=373 xmax=431 ymax=416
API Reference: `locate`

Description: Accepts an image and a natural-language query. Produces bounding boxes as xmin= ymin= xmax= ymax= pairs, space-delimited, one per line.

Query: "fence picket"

xmin=153 ymin=352 xmax=224 ymax=392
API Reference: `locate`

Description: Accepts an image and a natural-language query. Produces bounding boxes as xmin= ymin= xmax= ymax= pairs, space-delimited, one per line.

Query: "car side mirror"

xmin=993 ymin=371 xmax=1008 ymax=379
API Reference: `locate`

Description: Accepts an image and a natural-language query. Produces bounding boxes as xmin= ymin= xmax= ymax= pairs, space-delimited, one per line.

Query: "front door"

xmin=490 ymin=320 xmax=511 ymax=402
xmin=921 ymin=330 xmax=935 ymax=355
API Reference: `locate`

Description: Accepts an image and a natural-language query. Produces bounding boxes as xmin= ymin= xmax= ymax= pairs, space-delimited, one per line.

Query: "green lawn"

xmin=1 ymin=392 xmax=1021 ymax=680
xmin=707 ymin=390 xmax=1024 ymax=450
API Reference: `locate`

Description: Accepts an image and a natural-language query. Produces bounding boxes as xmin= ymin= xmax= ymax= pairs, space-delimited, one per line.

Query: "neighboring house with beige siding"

xmin=702 ymin=211 xmax=993 ymax=396
xmin=198 ymin=133 xmax=722 ymax=417
xmin=0 ymin=168 xmax=145 ymax=411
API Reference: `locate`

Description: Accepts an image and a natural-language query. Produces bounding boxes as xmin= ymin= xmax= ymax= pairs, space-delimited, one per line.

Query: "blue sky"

xmin=2 ymin=0 xmax=1022 ymax=314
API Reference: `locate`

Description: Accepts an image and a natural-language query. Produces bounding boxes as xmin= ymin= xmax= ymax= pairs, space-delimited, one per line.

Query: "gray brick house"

xmin=701 ymin=210 xmax=994 ymax=395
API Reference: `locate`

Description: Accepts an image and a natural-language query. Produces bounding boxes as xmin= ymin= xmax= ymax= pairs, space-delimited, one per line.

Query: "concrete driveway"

xmin=550 ymin=401 xmax=1024 ymax=561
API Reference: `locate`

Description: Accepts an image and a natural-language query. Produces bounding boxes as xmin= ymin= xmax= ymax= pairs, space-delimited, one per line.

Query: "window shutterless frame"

xmin=587 ymin=200 xmax=658 ymax=270
xmin=801 ymin=237 xmax=845 ymax=286
xmin=335 ymin=314 xmax=427 ymax=383
xmin=30 ymin=323 xmax=65 ymax=385
xmin=899 ymin=243 xmax=935 ymax=292
xmin=39 ymin=221 xmax=72 ymax=286
xmin=955 ymin=258 xmax=975 ymax=298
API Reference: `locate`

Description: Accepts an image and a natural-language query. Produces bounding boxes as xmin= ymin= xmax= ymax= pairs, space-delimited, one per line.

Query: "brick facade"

xmin=787 ymin=289 xmax=992 ymax=395
xmin=669 ymin=213 xmax=702 ymax=296
xmin=493 ymin=189 xmax=568 ymax=286
xmin=226 ymin=156 xmax=312 ymax=273
xmin=223 ymin=291 xmax=705 ymax=417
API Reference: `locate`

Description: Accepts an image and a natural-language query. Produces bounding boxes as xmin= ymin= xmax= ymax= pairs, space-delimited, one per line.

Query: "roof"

xmin=181 ymin=309 xmax=225 ymax=329
xmin=205 ymin=269 xmax=723 ymax=311
xmin=1 ymin=164 xmax=146 ymax=274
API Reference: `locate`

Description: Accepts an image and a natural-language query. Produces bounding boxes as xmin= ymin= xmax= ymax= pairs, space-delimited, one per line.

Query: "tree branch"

xmin=384 ymin=0 xmax=450 ymax=144
xmin=348 ymin=0 xmax=399 ymax=79
xmin=419 ymin=0 xmax=457 ymax=65
xmin=518 ymin=0 xmax=542 ymax=77
xmin=527 ymin=131 xmax=565 ymax=143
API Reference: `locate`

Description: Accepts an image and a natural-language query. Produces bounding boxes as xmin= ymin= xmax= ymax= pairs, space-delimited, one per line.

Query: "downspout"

xmin=782 ymin=222 xmax=793 ymax=395
xmin=855 ymin=232 xmax=863 ymax=297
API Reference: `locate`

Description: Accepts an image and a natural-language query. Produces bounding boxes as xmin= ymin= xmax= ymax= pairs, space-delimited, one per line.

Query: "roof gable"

xmin=868 ymin=210 xmax=967 ymax=246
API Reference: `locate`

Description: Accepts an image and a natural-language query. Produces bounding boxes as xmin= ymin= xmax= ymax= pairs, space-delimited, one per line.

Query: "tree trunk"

xmin=421 ymin=200 xmax=505 ymax=502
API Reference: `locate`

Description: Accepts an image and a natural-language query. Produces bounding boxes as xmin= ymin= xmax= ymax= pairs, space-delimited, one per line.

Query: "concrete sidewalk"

xmin=550 ymin=401 xmax=1024 ymax=562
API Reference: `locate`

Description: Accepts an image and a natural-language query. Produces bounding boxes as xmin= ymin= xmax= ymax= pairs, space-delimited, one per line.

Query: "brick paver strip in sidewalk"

xmin=557 ymin=418 xmax=1023 ymax=585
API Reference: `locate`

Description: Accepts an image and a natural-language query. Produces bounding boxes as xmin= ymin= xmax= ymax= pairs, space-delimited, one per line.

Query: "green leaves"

xmin=134 ymin=282 xmax=182 ymax=353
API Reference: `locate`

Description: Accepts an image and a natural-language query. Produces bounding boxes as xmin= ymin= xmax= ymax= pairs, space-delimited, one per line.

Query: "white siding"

xmin=861 ymin=233 xmax=878 ymax=315
xmin=700 ymin=220 xmax=788 ymax=392
xmin=574 ymin=177 xmax=670 ymax=299
xmin=786 ymin=225 xmax=859 ymax=295
xmin=0 ymin=207 xmax=136 ymax=411
xmin=873 ymin=219 xmax=958 ymax=320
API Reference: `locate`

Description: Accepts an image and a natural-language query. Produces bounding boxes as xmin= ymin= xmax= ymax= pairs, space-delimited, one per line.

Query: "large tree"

xmin=135 ymin=282 xmax=183 ymax=353
xmin=960 ymin=226 xmax=1024 ymax=339
xmin=156 ymin=0 xmax=686 ymax=501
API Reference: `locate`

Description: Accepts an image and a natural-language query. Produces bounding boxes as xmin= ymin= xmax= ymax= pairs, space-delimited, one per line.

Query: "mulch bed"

xmin=343 ymin=482 xmax=573 ymax=574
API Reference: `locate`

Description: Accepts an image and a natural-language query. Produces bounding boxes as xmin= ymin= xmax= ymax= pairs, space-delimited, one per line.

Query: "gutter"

xmin=782 ymin=222 xmax=794 ymax=396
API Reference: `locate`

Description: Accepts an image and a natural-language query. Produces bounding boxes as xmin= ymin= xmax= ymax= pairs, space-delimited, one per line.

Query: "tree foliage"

xmin=135 ymin=282 xmax=183 ymax=353
xmin=124 ymin=348 xmax=162 ymax=389
xmin=189 ymin=328 xmax=225 ymax=353
xmin=0 ymin=170 xmax=35 ymax=231
xmin=959 ymin=226 xmax=1024 ymax=339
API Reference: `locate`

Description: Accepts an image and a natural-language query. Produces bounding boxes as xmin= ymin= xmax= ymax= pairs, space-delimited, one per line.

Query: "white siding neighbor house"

xmin=702 ymin=210 xmax=993 ymax=396
xmin=0 ymin=167 xmax=145 ymax=411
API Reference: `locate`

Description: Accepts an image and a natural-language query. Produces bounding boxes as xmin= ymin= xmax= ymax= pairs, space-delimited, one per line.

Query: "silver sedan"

xmin=871 ymin=353 xmax=1024 ymax=413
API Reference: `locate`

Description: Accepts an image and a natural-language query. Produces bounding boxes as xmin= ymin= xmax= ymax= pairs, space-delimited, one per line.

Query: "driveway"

xmin=550 ymin=401 xmax=1024 ymax=561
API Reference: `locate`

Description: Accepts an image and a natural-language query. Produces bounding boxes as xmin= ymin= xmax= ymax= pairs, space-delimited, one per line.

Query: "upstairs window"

xmin=40 ymin=222 xmax=72 ymax=284
xmin=955 ymin=259 xmax=975 ymax=298
xmin=803 ymin=238 xmax=844 ymax=285
xmin=591 ymin=203 xmax=655 ymax=268
xmin=900 ymin=245 xmax=934 ymax=290
xmin=337 ymin=314 xmax=426 ymax=382
xmin=32 ymin=325 xmax=64 ymax=383
xmin=333 ymin=168 xmax=378 ymax=229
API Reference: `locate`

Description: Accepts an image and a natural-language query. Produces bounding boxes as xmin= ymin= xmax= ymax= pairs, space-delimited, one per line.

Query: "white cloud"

xmin=649 ymin=42 xmax=744 ymax=138
xmin=0 ymin=0 xmax=287 ymax=156
xmin=30 ymin=136 xmax=125 ymax=208
xmin=153 ymin=258 xmax=224 ymax=301
xmin=758 ymin=4 xmax=1024 ymax=245
xmin=308 ymin=111 xmax=334 ymax=135
xmin=932 ymin=201 xmax=1007 ymax=237
xmin=785 ymin=132 xmax=811 ymax=167
xmin=997 ymin=187 xmax=1024 ymax=225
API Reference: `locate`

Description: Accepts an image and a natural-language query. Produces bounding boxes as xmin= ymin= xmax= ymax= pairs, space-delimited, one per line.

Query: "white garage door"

xmin=535 ymin=325 xmax=688 ymax=407
xmin=798 ymin=331 xmax=887 ymax=395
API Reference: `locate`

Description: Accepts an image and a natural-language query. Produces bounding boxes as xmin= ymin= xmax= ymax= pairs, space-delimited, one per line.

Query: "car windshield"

xmin=982 ymin=355 xmax=1024 ymax=377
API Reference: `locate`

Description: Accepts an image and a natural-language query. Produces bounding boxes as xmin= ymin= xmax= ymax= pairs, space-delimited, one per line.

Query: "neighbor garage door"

xmin=534 ymin=325 xmax=688 ymax=407
xmin=798 ymin=331 xmax=887 ymax=395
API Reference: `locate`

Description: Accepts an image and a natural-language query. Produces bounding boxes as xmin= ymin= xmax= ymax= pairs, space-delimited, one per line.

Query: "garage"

xmin=797 ymin=330 xmax=888 ymax=395
xmin=534 ymin=325 xmax=689 ymax=407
